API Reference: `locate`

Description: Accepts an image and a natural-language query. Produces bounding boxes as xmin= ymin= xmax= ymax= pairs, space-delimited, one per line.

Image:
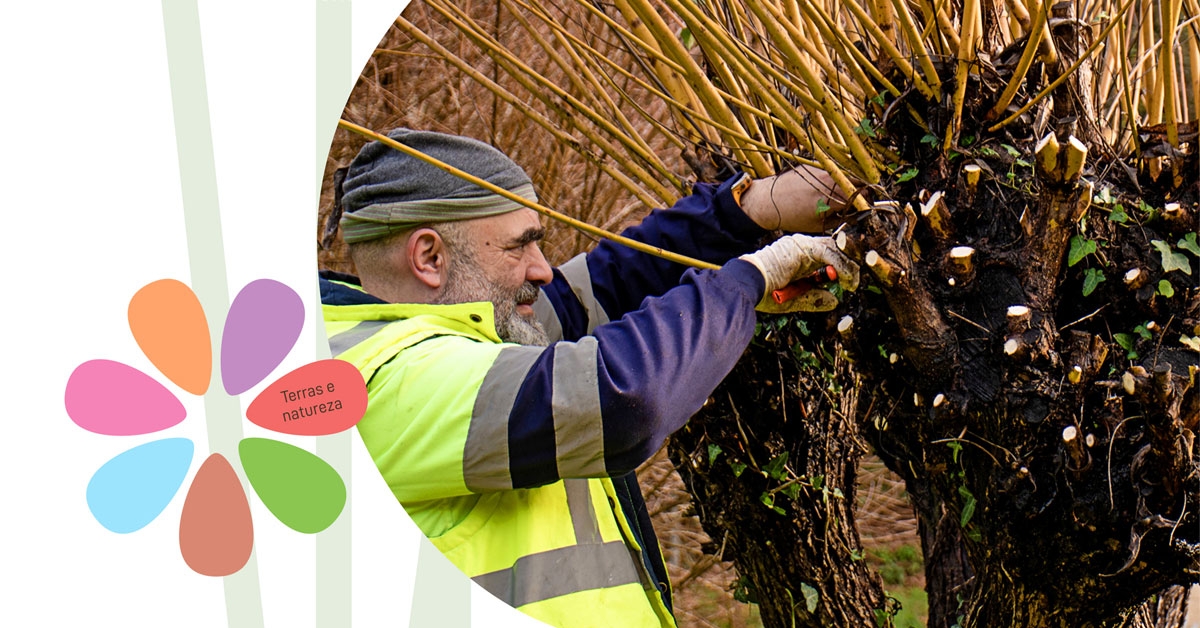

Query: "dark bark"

xmin=670 ymin=329 xmax=889 ymax=626
xmin=674 ymin=14 xmax=1199 ymax=626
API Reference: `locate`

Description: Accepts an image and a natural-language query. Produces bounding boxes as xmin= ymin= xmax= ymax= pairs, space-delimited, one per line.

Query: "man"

xmin=320 ymin=128 xmax=858 ymax=627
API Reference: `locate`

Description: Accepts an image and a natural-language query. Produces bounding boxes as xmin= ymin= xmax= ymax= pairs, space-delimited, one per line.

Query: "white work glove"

xmin=739 ymin=234 xmax=860 ymax=313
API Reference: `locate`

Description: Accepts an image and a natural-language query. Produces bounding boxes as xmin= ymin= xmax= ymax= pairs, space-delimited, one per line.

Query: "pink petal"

xmin=65 ymin=360 xmax=185 ymax=436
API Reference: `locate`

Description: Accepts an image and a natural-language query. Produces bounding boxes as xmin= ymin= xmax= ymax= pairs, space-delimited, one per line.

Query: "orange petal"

xmin=128 ymin=279 xmax=211 ymax=395
xmin=179 ymin=453 xmax=253 ymax=576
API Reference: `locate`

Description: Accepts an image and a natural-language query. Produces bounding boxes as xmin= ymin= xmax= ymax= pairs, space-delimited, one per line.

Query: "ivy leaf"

xmin=763 ymin=452 xmax=789 ymax=480
xmin=1158 ymin=280 xmax=1175 ymax=297
xmin=1152 ymin=240 xmax=1192 ymax=275
xmin=1068 ymin=235 xmax=1097 ymax=267
xmin=920 ymin=134 xmax=939 ymax=147
xmin=815 ymin=198 xmax=831 ymax=215
xmin=707 ymin=443 xmax=722 ymax=465
xmin=1108 ymin=204 xmax=1129 ymax=224
xmin=1082 ymin=268 xmax=1105 ymax=296
xmin=810 ymin=474 xmax=824 ymax=490
xmin=947 ymin=441 xmax=963 ymax=464
xmin=796 ymin=319 xmax=811 ymax=336
xmin=897 ymin=167 xmax=919 ymax=182
xmin=1114 ymin=333 xmax=1138 ymax=359
xmin=801 ymin=582 xmax=820 ymax=613
xmin=1134 ymin=323 xmax=1152 ymax=340
xmin=782 ymin=482 xmax=802 ymax=500
xmin=958 ymin=485 xmax=977 ymax=527
xmin=1002 ymin=144 xmax=1021 ymax=157
xmin=678 ymin=27 xmax=695 ymax=49
xmin=729 ymin=460 xmax=747 ymax=477
xmin=1178 ymin=233 xmax=1200 ymax=257
xmin=855 ymin=118 xmax=878 ymax=138
xmin=759 ymin=492 xmax=785 ymax=515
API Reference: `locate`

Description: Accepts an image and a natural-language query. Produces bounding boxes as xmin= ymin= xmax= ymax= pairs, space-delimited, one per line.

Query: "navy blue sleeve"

xmin=539 ymin=175 xmax=768 ymax=342
xmin=505 ymin=259 xmax=765 ymax=488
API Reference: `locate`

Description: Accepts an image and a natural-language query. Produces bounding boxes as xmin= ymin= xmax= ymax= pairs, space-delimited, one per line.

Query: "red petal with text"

xmin=245 ymin=359 xmax=367 ymax=436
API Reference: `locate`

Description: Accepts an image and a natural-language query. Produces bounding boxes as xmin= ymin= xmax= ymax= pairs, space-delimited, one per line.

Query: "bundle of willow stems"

xmin=377 ymin=0 xmax=1196 ymax=215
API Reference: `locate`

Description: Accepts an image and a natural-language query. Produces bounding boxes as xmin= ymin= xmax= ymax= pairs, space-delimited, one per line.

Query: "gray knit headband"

xmin=336 ymin=128 xmax=536 ymax=244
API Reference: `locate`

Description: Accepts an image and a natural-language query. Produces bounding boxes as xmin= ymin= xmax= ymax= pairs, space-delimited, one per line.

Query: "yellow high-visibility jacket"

xmin=321 ymin=177 xmax=770 ymax=627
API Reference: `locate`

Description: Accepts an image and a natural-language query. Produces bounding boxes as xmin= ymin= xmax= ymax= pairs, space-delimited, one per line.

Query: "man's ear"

xmin=406 ymin=227 xmax=449 ymax=290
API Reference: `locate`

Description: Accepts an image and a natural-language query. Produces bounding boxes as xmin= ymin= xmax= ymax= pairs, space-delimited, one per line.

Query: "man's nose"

xmin=527 ymin=246 xmax=554 ymax=287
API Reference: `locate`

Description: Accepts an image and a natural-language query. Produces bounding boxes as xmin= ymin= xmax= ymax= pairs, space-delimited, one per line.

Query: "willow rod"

xmin=392 ymin=16 xmax=669 ymax=208
xmin=989 ymin=0 xmax=1137 ymax=131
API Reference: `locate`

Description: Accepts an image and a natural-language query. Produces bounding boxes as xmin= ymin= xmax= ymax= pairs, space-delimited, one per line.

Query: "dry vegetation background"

xmin=315 ymin=2 xmax=928 ymax=625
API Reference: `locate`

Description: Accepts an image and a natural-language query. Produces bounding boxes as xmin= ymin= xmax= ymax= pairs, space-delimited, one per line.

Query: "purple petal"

xmin=221 ymin=279 xmax=304 ymax=395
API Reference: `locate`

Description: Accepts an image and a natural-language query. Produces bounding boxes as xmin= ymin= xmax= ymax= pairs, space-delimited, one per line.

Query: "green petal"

xmin=239 ymin=438 xmax=346 ymax=533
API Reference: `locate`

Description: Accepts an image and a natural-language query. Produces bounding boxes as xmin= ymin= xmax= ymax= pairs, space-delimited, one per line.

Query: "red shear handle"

xmin=770 ymin=265 xmax=838 ymax=304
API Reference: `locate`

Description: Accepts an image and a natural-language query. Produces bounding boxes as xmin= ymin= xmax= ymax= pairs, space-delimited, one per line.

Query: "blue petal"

xmin=86 ymin=438 xmax=194 ymax=533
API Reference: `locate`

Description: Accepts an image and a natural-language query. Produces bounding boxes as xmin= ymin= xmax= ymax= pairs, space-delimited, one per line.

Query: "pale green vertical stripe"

xmin=315 ymin=1 xmax=353 ymax=626
xmin=160 ymin=1 xmax=262 ymax=626
xmin=315 ymin=299 xmax=352 ymax=625
xmin=411 ymin=536 xmax=472 ymax=627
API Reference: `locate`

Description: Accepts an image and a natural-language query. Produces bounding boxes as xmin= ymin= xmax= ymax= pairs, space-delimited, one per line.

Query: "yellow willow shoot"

xmin=990 ymin=0 xmax=1138 ymax=132
xmin=870 ymin=0 xmax=899 ymax=48
xmin=498 ymin=0 xmax=676 ymax=188
xmin=498 ymin=10 xmax=818 ymax=171
xmin=987 ymin=2 xmax=1050 ymax=121
xmin=946 ymin=0 xmax=980 ymax=149
xmin=1005 ymin=0 xmax=1032 ymax=33
xmin=391 ymin=16 xmax=673 ymax=208
xmin=1117 ymin=19 xmax=1141 ymax=151
xmin=736 ymin=0 xmax=881 ymax=181
xmin=839 ymin=0 xmax=941 ymax=100
xmin=1190 ymin=15 xmax=1200 ymax=123
xmin=607 ymin=0 xmax=718 ymax=150
xmin=614 ymin=0 xmax=771 ymax=174
xmin=1160 ymin=0 xmax=1182 ymax=146
xmin=931 ymin=0 xmax=962 ymax=52
xmin=890 ymin=0 xmax=944 ymax=97
xmin=425 ymin=0 xmax=683 ymax=200
xmin=1142 ymin=0 xmax=1162 ymax=124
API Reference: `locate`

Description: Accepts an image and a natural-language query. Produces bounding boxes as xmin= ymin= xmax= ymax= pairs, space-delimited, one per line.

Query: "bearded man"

xmin=320 ymin=128 xmax=858 ymax=628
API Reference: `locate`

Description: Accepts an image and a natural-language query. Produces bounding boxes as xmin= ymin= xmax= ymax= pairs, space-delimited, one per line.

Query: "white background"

xmin=0 ymin=1 xmax=539 ymax=626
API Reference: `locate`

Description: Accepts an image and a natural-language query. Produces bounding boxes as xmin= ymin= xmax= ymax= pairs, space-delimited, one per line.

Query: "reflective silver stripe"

xmin=327 ymin=319 xmax=393 ymax=357
xmin=551 ymin=337 xmax=607 ymax=477
xmin=532 ymin=289 xmax=564 ymax=343
xmin=558 ymin=254 xmax=609 ymax=332
xmin=464 ymin=345 xmax=542 ymax=491
xmin=472 ymin=541 xmax=640 ymax=607
xmin=564 ymin=479 xmax=601 ymax=545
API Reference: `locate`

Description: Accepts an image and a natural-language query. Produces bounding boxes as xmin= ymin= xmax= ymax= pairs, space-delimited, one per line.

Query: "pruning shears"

xmin=771 ymin=265 xmax=838 ymax=304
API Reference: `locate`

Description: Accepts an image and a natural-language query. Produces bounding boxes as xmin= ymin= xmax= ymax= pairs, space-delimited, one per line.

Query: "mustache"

xmin=515 ymin=282 xmax=541 ymax=305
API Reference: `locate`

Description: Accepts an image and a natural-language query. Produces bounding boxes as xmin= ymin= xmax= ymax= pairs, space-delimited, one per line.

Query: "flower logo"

xmin=65 ymin=278 xmax=366 ymax=576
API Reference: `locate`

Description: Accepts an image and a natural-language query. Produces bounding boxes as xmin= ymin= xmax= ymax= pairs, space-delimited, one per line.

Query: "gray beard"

xmin=437 ymin=257 xmax=550 ymax=347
